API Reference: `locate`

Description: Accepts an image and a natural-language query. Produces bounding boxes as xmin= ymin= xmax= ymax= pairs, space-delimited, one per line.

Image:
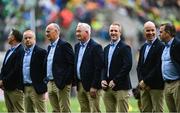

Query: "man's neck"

xmin=51 ymin=37 xmax=59 ymax=44
xmin=81 ymin=38 xmax=90 ymax=44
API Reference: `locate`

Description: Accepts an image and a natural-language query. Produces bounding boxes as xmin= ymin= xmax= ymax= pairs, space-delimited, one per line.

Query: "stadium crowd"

xmin=0 ymin=0 xmax=180 ymax=51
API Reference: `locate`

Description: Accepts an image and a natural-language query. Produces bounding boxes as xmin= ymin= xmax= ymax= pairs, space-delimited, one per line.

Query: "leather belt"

xmin=24 ymin=83 xmax=32 ymax=86
xmin=49 ymin=79 xmax=54 ymax=82
xmin=165 ymin=79 xmax=179 ymax=83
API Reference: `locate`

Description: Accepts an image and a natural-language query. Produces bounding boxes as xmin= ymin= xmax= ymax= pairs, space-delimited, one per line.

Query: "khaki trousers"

xmin=164 ymin=80 xmax=180 ymax=112
xmin=4 ymin=89 xmax=24 ymax=112
xmin=48 ymin=81 xmax=71 ymax=112
xmin=77 ymin=83 xmax=101 ymax=112
xmin=102 ymin=88 xmax=129 ymax=112
xmin=24 ymin=86 xmax=46 ymax=112
xmin=140 ymin=89 xmax=164 ymax=112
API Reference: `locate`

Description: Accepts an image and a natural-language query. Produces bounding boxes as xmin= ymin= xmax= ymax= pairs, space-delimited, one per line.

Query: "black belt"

xmin=49 ymin=79 xmax=54 ymax=82
xmin=165 ymin=79 xmax=179 ymax=83
xmin=24 ymin=83 xmax=32 ymax=86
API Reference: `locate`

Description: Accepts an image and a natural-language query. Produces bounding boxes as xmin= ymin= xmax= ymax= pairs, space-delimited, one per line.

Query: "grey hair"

xmin=49 ymin=23 xmax=61 ymax=35
xmin=77 ymin=22 xmax=91 ymax=36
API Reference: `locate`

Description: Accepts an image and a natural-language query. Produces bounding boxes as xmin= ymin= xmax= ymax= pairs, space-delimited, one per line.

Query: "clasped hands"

xmin=101 ymin=80 xmax=115 ymax=90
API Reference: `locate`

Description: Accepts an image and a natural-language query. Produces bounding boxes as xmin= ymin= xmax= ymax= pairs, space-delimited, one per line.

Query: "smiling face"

xmin=23 ymin=30 xmax=36 ymax=48
xmin=109 ymin=24 xmax=121 ymax=42
xmin=144 ymin=21 xmax=156 ymax=42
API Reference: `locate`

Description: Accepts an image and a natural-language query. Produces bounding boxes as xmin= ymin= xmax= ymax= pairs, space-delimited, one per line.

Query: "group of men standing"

xmin=137 ymin=21 xmax=180 ymax=112
xmin=0 ymin=21 xmax=179 ymax=113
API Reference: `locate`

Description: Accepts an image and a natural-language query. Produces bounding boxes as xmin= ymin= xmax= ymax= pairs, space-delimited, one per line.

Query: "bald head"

xmin=46 ymin=23 xmax=61 ymax=42
xmin=23 ymin=30 xmax=36 ymax=48
xmin=143 ymin=21 xmax=156 ymax=42
xmin=46 ymin=23 xmax=60 ymax=34
xmin=144 ymin=21 xmax=156 ymax=29
xmin=23 ymin=30 xmax=36 ymax=39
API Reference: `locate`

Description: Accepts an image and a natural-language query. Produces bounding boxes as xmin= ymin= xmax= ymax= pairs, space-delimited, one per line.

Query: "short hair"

xmin=48 ymin=23 xmax=60 ymax=33
xmin=77 ymin=22 xmax=91 ymax=35
xmin=110 ymin=22 xmax=122 ymax=32
xmin=11 ymin=28 xmax=23 ymax=42
xmin=23 ymin=30 xmax=36 ymax=39
xmin=160 ymin=23 xmax=176 ymax=37
xmin=52 ymin=23 xmax=60 ymax=32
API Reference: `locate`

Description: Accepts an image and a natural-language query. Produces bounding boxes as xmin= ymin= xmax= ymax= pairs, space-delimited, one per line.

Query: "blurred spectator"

xmin=0 ymin=0 xmax=180 ymax=51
